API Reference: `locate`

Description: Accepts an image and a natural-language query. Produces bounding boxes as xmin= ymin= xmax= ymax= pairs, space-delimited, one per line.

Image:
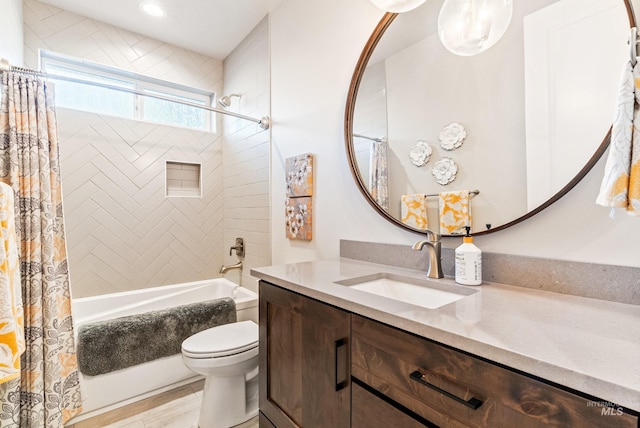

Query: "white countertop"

xmin=251 ymin=257 xmax=640 ymax=412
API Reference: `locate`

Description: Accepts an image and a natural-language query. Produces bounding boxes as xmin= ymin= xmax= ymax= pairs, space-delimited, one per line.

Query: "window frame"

xmin=39 ymin=50 xmax=215 ymax=132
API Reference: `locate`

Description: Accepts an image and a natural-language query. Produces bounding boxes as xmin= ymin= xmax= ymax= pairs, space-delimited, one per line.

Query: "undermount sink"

xmin=335 ymin=273 xmax=476 ymax=310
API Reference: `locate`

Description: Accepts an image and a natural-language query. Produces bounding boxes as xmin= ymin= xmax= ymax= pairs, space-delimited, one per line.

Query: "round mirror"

xmin=345 ymin=0 xmax=637 ymax=236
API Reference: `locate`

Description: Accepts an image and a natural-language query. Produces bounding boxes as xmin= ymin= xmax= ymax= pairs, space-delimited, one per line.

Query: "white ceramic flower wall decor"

xmin=409 ymin=140 xmax=433 ymax=167
xmin=439 ymin=122 xmax=466 ymax=150
xmin=432 ymin=157 xmax=458 ymax=185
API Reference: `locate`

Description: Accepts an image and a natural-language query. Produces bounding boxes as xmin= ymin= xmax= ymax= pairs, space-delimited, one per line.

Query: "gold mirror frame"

xmin=344 ymin=1 xmax=637 ymax=236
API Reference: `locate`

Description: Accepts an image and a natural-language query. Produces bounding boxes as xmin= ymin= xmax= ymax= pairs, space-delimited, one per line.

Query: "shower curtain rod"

xmin=0 ymin=58 xmax=270 ymax=130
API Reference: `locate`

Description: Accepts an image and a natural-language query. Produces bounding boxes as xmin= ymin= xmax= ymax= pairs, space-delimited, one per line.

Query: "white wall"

xmin=270 ymin=0 xmax=640 ymax=268
xmin=0 ymin=0 xmax=23 ymax=65
xmin=221 ymin=17 xmax=271 ymax=293
xmin=270 ymin=0 xmax=412 ymax=265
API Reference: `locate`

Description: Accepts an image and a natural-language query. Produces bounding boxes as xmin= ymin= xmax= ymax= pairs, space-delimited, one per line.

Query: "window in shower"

xmin=40 ymin=50 xmax=215 ymax=132
xmin=165 ymin=161 xmax=202 ymax=198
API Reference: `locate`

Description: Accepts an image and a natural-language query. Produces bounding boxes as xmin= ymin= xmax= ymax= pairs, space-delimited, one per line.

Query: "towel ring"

xmin=631 ymin=27 xmax=638 ymax=66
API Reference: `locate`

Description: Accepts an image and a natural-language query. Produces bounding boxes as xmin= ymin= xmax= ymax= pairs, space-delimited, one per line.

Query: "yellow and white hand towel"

xmin=596 ymin=60 xmax=640 ymax=215
xmin=439 ymin=190 xmax=472 ymax=235
xmin=401 ymin=194 xmax=428 ymax=230
xmin=0 ymin=182 xmax=23 ymax=384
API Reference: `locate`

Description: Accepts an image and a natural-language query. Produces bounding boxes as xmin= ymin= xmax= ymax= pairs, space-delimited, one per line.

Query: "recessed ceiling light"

xmin=140 ymin=2 xmax=166 ymax=17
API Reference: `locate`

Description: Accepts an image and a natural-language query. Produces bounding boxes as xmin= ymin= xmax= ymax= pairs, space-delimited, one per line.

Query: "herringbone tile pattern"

xmin=24 ymin=0 xmax=271 ymax=297
xmin=24 ymin=0 xmax=223 ymax=92
xmin=23 ymin=0 xmax=230 ymax=297
xmin=58 ymin=109 xmax=224 ymax=297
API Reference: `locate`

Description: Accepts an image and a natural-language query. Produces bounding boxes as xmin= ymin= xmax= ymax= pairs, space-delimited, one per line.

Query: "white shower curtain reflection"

xmin=369 ymin=139 xmax=389 ymax=211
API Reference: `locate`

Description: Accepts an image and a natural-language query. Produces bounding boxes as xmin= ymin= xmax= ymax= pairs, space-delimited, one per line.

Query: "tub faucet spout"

xmin=412 ymin=230 xmax=444 ymax=279
xmin=219 ymin=261 xmax=243 ymax=274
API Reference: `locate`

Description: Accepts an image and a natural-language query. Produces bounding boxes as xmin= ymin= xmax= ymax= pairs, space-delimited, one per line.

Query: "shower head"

xmin=218 ymin=93 xmax=241 ymax=108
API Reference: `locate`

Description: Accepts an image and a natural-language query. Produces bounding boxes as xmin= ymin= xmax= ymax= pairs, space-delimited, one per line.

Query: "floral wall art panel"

xmin=285 ymin=196 xmax=313 ymax=241
xmin=286 ymin=153 xmax=313 ymax=197
xmin=285 ymin=153 xmax=314 ymax=241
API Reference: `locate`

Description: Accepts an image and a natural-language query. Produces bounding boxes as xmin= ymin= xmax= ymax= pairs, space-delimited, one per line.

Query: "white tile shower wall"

xmin=221 ymin=17 xmax=271 ymax=292
xmin=23 ymin=0 xmax=227 ymax=297
xmin=57 ymin=109 xmax=223 ymax=297
xmin=23 ymin=0 xmax=223 ymax=93
xmin=0 ymin=0 xmax=23 ymax=66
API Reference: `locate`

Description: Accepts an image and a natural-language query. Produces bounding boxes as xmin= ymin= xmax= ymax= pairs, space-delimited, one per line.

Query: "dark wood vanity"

xmin=258 ymin=281 xmax=351 ymax=428
xmin=259 ymin=281 xmax=638 ymax=427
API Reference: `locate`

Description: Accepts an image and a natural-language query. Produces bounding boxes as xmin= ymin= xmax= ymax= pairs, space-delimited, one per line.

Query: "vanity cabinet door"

xmin=351 ymin=315 xmax=638 ymax=428
xmin=259 ymin=281 xmax=351 ymax=428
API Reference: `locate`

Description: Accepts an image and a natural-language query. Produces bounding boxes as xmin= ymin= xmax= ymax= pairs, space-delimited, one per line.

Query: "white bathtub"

xmin=67 ymin=278 xmax=258 ymax=424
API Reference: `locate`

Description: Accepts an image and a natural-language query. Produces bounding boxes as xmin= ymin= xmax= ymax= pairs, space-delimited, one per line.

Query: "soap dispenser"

xmin=455 ymin=226 xmax=482 ymax=285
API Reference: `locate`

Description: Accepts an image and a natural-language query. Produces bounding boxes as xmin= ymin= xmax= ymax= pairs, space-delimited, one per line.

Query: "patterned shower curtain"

xmin=0 ymin=72 xmax=82 ymax=427
xmin=369 ymin=139 xmax=389 ymax=211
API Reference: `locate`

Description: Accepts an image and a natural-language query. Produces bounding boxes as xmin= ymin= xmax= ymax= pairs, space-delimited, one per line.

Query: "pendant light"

xmin=370 ymin=0 xmax=427 ymax=13
xmin=438 ymin=0 xmax=513 ymax=56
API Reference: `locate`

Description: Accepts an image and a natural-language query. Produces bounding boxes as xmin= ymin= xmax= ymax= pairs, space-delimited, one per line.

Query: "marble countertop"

xmin=251 ymin=257 xmax=640 ymax=412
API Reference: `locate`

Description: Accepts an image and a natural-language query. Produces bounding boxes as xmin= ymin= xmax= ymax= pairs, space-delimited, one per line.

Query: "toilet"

xmin=181 ymin=320 xmax=259 ymax=428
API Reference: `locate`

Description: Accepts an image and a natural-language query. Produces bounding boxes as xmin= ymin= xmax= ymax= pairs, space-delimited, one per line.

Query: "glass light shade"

xmin=370 ymin=0 xmax=427 ymax=13
xmin=438 ymin=0 xmax=513 ymax=56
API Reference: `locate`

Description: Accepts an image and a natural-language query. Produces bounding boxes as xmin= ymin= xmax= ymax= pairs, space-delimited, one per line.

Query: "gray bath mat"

xmin=77 ymin=297 xmax=236 ymax=376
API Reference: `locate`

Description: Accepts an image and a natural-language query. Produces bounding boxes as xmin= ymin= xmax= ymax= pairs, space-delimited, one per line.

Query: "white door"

xmin=524 ymin=0 xmax=628 ymax=209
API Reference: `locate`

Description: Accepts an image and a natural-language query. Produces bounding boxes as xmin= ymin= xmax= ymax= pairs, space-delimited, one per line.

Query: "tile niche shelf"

xmin=166 ymin=161 xmax=202 ymax=198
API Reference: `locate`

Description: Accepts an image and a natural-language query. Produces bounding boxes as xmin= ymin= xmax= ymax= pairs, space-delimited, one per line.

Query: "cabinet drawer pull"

xmin=335 ymin=338 xmax=348 ymax=391
xmin=409 ymin=370 xmax=483 ymax=410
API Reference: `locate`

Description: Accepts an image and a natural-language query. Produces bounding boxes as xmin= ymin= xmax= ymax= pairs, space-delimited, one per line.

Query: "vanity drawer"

xmin=351 ymin=315 xmax=638 ymax=428
xmin=352 ymin=381 xmax=430 ymax=428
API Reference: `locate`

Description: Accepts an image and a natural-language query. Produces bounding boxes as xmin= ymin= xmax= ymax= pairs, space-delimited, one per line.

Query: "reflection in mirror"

xmin=347 ymin=0 xmax=635 ymax=236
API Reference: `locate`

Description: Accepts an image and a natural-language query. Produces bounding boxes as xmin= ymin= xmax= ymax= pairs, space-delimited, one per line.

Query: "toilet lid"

xmin=182 ymin=320 xmax=258 ymax=358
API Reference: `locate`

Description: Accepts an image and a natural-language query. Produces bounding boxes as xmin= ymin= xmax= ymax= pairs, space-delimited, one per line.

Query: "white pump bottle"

xmin=455 ymin=226 xmax=482 ymax=285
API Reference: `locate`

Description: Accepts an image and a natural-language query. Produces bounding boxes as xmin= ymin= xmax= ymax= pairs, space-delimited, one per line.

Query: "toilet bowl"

xmin=181 ymin=320 xmax=259 ymax=428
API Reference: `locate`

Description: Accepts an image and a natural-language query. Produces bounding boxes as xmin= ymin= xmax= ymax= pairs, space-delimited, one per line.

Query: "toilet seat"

xmin=182 ymin=320 xmax=258 ymax=359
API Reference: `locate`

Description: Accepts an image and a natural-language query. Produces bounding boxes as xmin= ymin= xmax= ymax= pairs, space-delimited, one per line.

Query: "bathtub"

xmin=67 ymin=278 xmax=258 ymax=424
